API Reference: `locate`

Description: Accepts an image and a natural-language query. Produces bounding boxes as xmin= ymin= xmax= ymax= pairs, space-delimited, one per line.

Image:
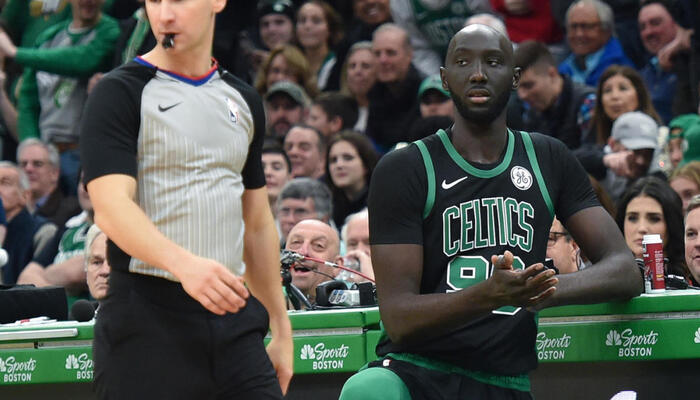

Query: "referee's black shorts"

xmin=93 ymin=269 xmax=282 ymax=400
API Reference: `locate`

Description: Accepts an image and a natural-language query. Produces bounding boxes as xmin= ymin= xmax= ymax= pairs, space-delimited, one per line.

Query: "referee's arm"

xmin=88 ymin=174 xmax=249 ymax=315
xmin=242 ymin=187 xmax=293 ymax=394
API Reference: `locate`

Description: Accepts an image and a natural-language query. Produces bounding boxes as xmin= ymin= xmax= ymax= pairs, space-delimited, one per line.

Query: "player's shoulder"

xmin=517 ymin=129 xmax=571 ymax=154
xmin=376 ymin=141 xmax=424 ymax=171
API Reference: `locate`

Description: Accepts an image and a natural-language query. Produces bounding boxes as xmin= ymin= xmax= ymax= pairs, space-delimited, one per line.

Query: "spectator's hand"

xmin=175 ymin=255 xmax=249 ymax=315
xmin=658 ymin=27 xmax=693 ymax=71
xmin=488 ymin=251 xmax=558 ymax=309
xmin=265 ymin=332 xmax=294 ymax=394
xmin=87 ymin=73 xmax=103 ymax=94
xmin=344 ymin=249 xmax=374 ymax=282
xmin=0 ymin=30 xmax=17 ymax=59
xmin=504 ymin=0 xmax=532 ymax=15
xmin=603 ymin=150 xmax=633 ymax=177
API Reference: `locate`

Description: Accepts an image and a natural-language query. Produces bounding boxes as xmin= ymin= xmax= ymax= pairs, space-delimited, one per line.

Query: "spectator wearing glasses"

xmin=559 ymin=0 xmax=633 ymax=87
xmin=17 ymin=139 xmax=80 ymax=226
xmin=276 ymin=177 xmax=332 ymax=247
xmin=546 ymin=218 xmax=582 ymax=274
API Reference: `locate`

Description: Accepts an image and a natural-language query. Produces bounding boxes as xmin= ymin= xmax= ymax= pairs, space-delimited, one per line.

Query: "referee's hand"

xmin=175 ymin=255 xmax=249 ymax=315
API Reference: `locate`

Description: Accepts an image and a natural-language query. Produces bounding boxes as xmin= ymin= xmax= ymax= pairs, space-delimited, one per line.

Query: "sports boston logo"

xmin=65 ymin=353 xmax=94 ymax=380
xmin=605 ymin=328 xmax=659 ymax=358
xmin=299 ymin=342 xmax=350 ymax=371
xmin=0 ymin=356 xmax=37 ymax=383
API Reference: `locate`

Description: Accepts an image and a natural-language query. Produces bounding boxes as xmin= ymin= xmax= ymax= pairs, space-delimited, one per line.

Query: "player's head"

xmin=440 ymin=24 xmax=520 ymax=125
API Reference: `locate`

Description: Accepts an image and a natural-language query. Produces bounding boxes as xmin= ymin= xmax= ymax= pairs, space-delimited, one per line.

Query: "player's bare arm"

xmin=536 ymin=206 xmax=643 ymax=310
xmin=373 ymin=243 xmax=557 ymax=346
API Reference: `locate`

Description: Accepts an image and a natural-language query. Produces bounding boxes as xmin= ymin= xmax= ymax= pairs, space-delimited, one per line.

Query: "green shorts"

xmin=340 ymin=354 xmax=533 ymax=400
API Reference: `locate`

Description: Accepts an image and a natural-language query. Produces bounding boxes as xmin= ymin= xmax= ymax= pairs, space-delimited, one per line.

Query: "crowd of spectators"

xmin=1 ymin=0 xmax=700 ymax=311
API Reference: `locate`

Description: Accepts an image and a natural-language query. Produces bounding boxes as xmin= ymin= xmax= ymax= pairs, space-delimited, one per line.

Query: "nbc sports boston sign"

xmin=537 ymin=321 xmax=700 ymax=362
xmin=0 ymin=349 xmax=94 ymax=385
xmin=293 ymin=336 xmax=365 ymax=374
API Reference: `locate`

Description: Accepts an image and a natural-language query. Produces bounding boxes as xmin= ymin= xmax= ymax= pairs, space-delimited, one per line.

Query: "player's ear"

xmin=212 ymin=0 xmax=226 ymax=13
xmin=512 ymin=67 xmax=521 ymax=90
xmin=439 ymin=67 xmax=448 ymax=91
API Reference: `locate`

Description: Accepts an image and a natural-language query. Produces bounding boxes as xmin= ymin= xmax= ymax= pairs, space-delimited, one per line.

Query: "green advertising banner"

xmin=291 ymin=334 xmax=366 ymax=374
xmin=537 ymin=318 xmax=700 ymax=363
xmin=2 ymin=291 xmax=700 ymax=386
xmin=0 ymin=347 xmax=93 ymax=385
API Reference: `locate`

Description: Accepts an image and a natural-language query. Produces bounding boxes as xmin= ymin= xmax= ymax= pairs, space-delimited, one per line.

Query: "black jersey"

xmin=368 ymin=128 xmax=598 ymax=375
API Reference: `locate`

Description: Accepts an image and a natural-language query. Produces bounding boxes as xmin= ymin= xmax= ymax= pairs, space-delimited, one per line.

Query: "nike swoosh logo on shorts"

xmin=158 ymin=102 xmax=181 ymax=112
xmin=441 ymin=176 xmax=468 ymax=190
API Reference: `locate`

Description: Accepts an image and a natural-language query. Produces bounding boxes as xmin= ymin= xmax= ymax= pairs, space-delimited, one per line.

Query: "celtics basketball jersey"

xmin=369 ymin=128 xmax=598 ymax=375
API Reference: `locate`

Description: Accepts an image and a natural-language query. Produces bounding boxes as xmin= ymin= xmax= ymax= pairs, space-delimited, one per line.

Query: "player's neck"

xmin=451 ymin=115 xmax=508 ymax=164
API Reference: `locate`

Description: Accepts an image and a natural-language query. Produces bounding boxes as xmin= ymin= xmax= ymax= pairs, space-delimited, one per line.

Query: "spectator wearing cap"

xmin=514 ymin=41 xmax=595 ymax=150
xmin=259 ymin=0 xmax=296 ymax=52
xmin=558 ymin=0 xmax=634 ymax=87
xmin=418 ymin=74 xmax=453 ymax=119
xmin=678 ymin=121 xmax=700 ymax=167
xmin=667 ymin=114 xmax=700 ymax=170
xmin=601 ymin=111 xmax=660 ymax=201
xmin=264 ymin=81 xmax=311 ymax=139
xmin=306 ymin=91 xmax=358 ymax=138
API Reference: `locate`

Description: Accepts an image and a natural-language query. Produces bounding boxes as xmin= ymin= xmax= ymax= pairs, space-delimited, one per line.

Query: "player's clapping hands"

xmin=488 ymin=251 xmax=558 ymax=309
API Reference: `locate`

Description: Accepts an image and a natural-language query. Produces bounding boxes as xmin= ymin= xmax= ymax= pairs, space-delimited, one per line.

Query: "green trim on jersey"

xmin=414 ymin=140 xmax=435 ymax=219
xmin=519 ymin=131 xmax=555 ymax=218
xmin=385 ymin=352 xmax=531 ymax=392
xmin=437 ymin=129 xmax=515 ymax=178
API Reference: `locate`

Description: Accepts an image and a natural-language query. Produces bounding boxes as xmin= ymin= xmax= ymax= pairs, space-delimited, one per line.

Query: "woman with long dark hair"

xmin=616 ymin=176 xmax=686 ymax=277
xmin=325 ymin=130 xmax=378 ymax=228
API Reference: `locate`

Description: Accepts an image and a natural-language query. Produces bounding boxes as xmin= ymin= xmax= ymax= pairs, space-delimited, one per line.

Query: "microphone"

xmin=162 ymin=34 xmax=175 ymax=49
xmin=71 ymin=299 xmax=96 ymax=322
xmin=280 ymin=250 xmax=305 ymax=265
